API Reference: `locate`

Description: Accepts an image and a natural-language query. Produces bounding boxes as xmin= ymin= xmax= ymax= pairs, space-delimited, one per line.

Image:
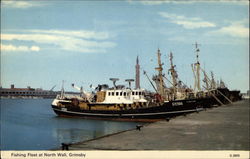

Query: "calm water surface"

xmin=0 ymin=99 xmax=143 ymax=150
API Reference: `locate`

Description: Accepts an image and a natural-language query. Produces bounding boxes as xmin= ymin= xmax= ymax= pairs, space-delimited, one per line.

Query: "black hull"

xmin=52 ymin=99 xmax=201 ymax=122
xmin=195 ymin=88 xmax=242 ymax=108
xmin=51 ymin=89 xmax=242 ymax=122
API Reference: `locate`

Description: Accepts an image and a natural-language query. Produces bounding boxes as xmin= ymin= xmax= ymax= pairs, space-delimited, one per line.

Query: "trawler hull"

xmin=51 ymin=90 xmax=242 ymax=121
xmin=197 ymin=88 xmax=242 ymax=108
xmin=51 ymin=99 xmax=202 ymax=121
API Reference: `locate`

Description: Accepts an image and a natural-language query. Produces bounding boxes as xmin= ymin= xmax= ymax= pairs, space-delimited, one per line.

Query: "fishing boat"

xmin=51 ymin=44 xmax=241 ymax=121
xmin=51 ymin=49 xmax=203 ymax=122
xmin=189 ymin=42 xmax=241 ymax=107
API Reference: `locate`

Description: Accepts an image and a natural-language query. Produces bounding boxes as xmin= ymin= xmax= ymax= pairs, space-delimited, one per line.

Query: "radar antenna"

xmin=109 ymin=78 xmax=119 ymax=89
xmin=125 ymin=79 xmax=134 ymax=89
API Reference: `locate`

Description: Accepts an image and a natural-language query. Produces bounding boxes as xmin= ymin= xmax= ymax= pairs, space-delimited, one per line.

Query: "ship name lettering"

xmin=62 ymin=108 xmax=67 ymax=111
xmin=187 ymin=100 xmax=196 ymax=103
xmin=172 ymin=102 xmax=183 ymax=106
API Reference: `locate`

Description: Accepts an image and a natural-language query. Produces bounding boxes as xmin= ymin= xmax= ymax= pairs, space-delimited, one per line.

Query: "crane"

xmin=50 ymin=85 xmax=56 ymax=91
xmin=71 ymin=83 xmax=93 ymax=102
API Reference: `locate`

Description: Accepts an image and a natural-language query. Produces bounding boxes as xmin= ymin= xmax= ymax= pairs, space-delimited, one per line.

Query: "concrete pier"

xmin=68 ymin=100 xmax=249 ymax=150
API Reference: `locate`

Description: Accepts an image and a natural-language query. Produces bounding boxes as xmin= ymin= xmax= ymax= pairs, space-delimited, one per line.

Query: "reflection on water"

xmin=0 ymin=99 xmax=144 ymax=150
xmin=55 ymin=128 xmax=102 ymax=144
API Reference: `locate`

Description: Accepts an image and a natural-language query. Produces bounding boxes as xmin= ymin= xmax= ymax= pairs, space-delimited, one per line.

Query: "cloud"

xmin=138 ymin=0 xmax=195 ymax=5
xmin=29 ymin=30 xmax=112 ymax=40
xmin=129 ymin=0 xmax=249 ymax=5
xmin=158 ymin=12 xmax=216 ymax=29
xmin=30 ymin=46 xmax=40 ymax=51
xmin=1 ymin=30 xmax=116 ymax=53
xmin=207 ymin=20 xmax=249 ymax=38
xmin=1 ymin=1 xmax=45 ymax=9
xmin=167 ymin=19 xmax=249 ymax=45
xmin=1 ymin=44 xmax=40 ymax=52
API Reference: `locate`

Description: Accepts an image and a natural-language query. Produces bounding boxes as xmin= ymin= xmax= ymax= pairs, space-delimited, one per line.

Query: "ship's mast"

xmin=210 ymin=71 xmax=216 ymax=89
xmin=219 ymin=78 xmax=226 ymax=88
xmin=192 ymin=42 xmax=201 ymax=92
xmin=169 ymin=52 xmax=178 ymax=99
xmin=60 ymin=80 xmax=65 ymax=98
xmin=191 ymin=63 xmax=197 ymax=91
xmin=155 ymin=49 xmax=165 ymax=98
xmin=202 ymin=71 xmax=210 ymax=90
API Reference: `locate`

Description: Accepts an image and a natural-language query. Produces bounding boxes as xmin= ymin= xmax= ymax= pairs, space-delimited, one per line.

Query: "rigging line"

xmin=143 ymin=70 xmax=158 ymax=93
xmin=163 ymin=75 xmax=174 ymax=87
xmin=200 ymin=68 xmax=233 ymax=104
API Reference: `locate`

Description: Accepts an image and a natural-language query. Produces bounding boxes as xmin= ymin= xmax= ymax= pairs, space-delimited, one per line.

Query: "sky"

xmin=1 ymin=0 xmax=249 ymax=93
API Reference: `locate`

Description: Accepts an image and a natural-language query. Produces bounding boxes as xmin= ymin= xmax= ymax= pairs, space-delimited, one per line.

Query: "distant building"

xmin=0 ymin=84 xmax=60 ymax=99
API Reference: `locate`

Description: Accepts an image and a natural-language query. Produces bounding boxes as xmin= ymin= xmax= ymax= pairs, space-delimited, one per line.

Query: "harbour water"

xmin=0 ymin=99 xmax=143 ymax=150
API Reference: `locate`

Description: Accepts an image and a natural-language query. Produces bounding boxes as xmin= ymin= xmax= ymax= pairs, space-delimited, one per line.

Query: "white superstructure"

xmin=100 ymin=89 xmax=147 ymax=104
